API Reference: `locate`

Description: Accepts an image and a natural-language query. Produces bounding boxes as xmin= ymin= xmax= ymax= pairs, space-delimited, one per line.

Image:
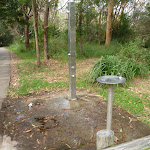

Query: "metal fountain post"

xmin=68 ymin=2 xmax=76 ymax=100
xmin=96 ymin=75 xmax=126 ymax=150
xmin=107 ymin=84 xmax=113 ymax=130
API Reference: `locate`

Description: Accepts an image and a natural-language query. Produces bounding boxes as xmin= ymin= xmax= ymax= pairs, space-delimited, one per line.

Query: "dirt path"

xmin=1 ymin=91 xmax=150 ymax=150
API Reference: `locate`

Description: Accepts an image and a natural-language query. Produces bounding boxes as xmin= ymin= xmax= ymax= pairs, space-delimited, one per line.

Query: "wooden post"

xmin=97 ymin=130 xmax=114 ymax=150
xmin=105 ymin=135 xmax=150 ymax=150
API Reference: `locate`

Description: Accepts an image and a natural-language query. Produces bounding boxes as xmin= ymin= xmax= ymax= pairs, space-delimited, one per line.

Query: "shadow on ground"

xmin=1 ymin=90 xmax=150 ymax=150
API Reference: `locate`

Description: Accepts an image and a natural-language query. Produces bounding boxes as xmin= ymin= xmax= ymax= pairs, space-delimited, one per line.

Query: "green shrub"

xmin=120 ymin=37 xmax=147 ymax=62
xmin=48 ymin=36 xmax=68 ymax=61
xmin=0 ymin=23 xmax=13 ymax=46
xmin=145 ymin=49 xmax=150 ymax=69
xmin=89 ymin=55 xmax=149 ymax=83
xmin=112 ymin=13 xmax=133 ymax=43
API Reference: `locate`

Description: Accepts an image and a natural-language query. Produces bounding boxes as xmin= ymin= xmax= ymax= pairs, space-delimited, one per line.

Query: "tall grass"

xmin=89 ymin=55 xmax=149 ymax=83
xmin=76 ymin=40 xmax=121 ymax=58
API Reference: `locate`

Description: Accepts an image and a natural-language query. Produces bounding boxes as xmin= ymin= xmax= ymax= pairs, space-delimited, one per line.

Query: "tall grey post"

xmin=68 ymin=2 xmax=76 ymax=100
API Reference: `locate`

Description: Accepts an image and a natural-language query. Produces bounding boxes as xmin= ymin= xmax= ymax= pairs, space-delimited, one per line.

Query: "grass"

xmin=77 ymin=80 xmax=150 ymax=126
xmin=8 ymin=44 xmax=37 ymax=60
xmin=76 ymin=40 xmax=121 ymax=59
xmin=9 ymin=60 xmax=69 ymax=97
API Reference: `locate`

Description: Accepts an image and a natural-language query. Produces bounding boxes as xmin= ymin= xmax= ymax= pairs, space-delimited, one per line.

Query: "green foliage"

xmin=0 ymin=0 xmax=24 ymax=25
xmin=48 ymin=35 xmax=68 ymax=61
xmin=120 ymin=37 xmax=148 ymax=62
xmin=95 ymin=87 xmax=145 ymax=114
xmin=145 ymin=50 xmax=150 ymax=69
xmin=89 ymin=37 xmax=149 ymax=83
xmin=0 ymin=23 xmax=13 ymax=46
xmin=89 ymin=55 xmax=149 ymax=83
xmin=15 ymin=75 xmax=68 ymax=96
xmin=77 ymin=40 xmax=121 ymax=58
xmin=10 ymin=60 xmax=68 ymax=96
xmin=112 ymin=13 xmax=133 ymax=43
xmin=8 ymin=44 xmax=36 ymax=60
xmin=132 ymin=2 xmax=150 ymax=41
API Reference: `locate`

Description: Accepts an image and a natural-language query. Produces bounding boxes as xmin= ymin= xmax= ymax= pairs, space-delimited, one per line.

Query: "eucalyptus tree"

xmin=94 ymin=0 xmax=107 ymax=44
xmin=43 ymin=0 xmax=59 ymax=61
xmin=132 ymin=2 xmax=150 ymax=45
xmin=78 ymin=0 xmax=84 ymax=52
xmin=18 ymin=0 xmax=32 ymax=49
xmin=32 ymin=0 xmax=40 ymax=67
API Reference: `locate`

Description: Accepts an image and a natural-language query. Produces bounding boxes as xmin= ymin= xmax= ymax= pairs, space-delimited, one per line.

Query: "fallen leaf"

xmin=37 ymin=139 xmax=41 ymax=145
xmin=32 ymin=124 xmax=38 ymax=128
xmin=30 ymin=133 xmax=34 ymax=138
xmin=26 ymin=129 xmax=32 ymax=133
xmin=78 ymin=139 xmax=81 ymax=146
xmin=130 ymin=125 xmax=133 ymax=129
xmin=65 ymin=143 xmax=71 ymax=149
xmin=43 ymin=136 xmax=46 ymax=144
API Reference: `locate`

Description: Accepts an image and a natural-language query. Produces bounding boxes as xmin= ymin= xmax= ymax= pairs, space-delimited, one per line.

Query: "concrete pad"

xmin=0 ymin=47 xmax=10 ymax=108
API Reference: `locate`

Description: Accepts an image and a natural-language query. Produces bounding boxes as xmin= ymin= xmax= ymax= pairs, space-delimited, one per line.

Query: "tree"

xmin=18 ymin=0 xmax=32 ymax=49
xmin=23 ymin=4 xmax=32 ymax=49
xmin=78 ymin=0 xmax=84 ymax=52
xmin=0 ymin=0 xmax=24 ymax=46
xmin=105 ymin=0 xmax=114 ymax=46
xmin=44 ymin=0 xmax=50 ymax=61
xmin=32 ymin=0 xmax=40 ymax=67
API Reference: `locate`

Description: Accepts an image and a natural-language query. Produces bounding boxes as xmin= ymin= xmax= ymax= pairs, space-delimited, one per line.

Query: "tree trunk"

xmin=44 ymin=0 xmax=50 ymax=61
xmin=86 ymin=3 xmax=89 ymax=41
xmin=25 ymin=14 xmax=29 ymax=49
xmin=32 ymin=0 xmax=40 ymax=67
xmin=105 ymin=0 xmax=114 ymax=46
xmin=78 ymin=0 xmax=83 ymax=52
xmin=98 ymin=14 xmax=101 ymax=45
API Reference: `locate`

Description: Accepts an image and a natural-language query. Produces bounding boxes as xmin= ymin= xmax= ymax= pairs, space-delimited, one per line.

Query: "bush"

xmin=145 ymin=49 xmax=150 ymax=69
xmin=48 ymin=35 xmax=68 ymax=61
xmin=0 ymin=23 xmax=13 ymax=46
xmin=112 ymin=13 xmax=133 ymax=43
xmin=120 ymin=37 xmax=147 ymax=62
xmin=89 ymin=55 xmax=149 ymax=83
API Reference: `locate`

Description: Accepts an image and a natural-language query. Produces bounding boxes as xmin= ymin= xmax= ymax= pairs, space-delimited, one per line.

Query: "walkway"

xmin=0 ymin=47 xmax=10 ymax=108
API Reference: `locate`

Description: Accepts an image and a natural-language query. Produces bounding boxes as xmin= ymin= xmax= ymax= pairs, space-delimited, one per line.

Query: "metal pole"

xmin=107 ymin=84 xmax=113 ymax=130
xmin=68 ymin=2 xmax=76 ymax=100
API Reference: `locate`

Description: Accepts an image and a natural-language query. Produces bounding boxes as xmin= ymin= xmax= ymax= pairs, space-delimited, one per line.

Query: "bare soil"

xmin=1 ymin=53 xmax=150 ymax=150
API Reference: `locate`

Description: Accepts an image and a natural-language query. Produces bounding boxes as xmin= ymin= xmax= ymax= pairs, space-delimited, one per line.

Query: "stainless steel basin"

xmin=97 ymin=75 xmax=126 ymax=84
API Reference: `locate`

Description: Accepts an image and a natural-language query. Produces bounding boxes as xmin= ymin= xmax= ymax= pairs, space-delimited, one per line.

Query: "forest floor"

xmin=0 ymin=52 xmax=150 ymax=150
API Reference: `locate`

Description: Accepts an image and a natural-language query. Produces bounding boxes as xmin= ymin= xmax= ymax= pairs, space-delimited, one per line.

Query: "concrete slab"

xmin=0 ymin=47 xmax=10 ymax=108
